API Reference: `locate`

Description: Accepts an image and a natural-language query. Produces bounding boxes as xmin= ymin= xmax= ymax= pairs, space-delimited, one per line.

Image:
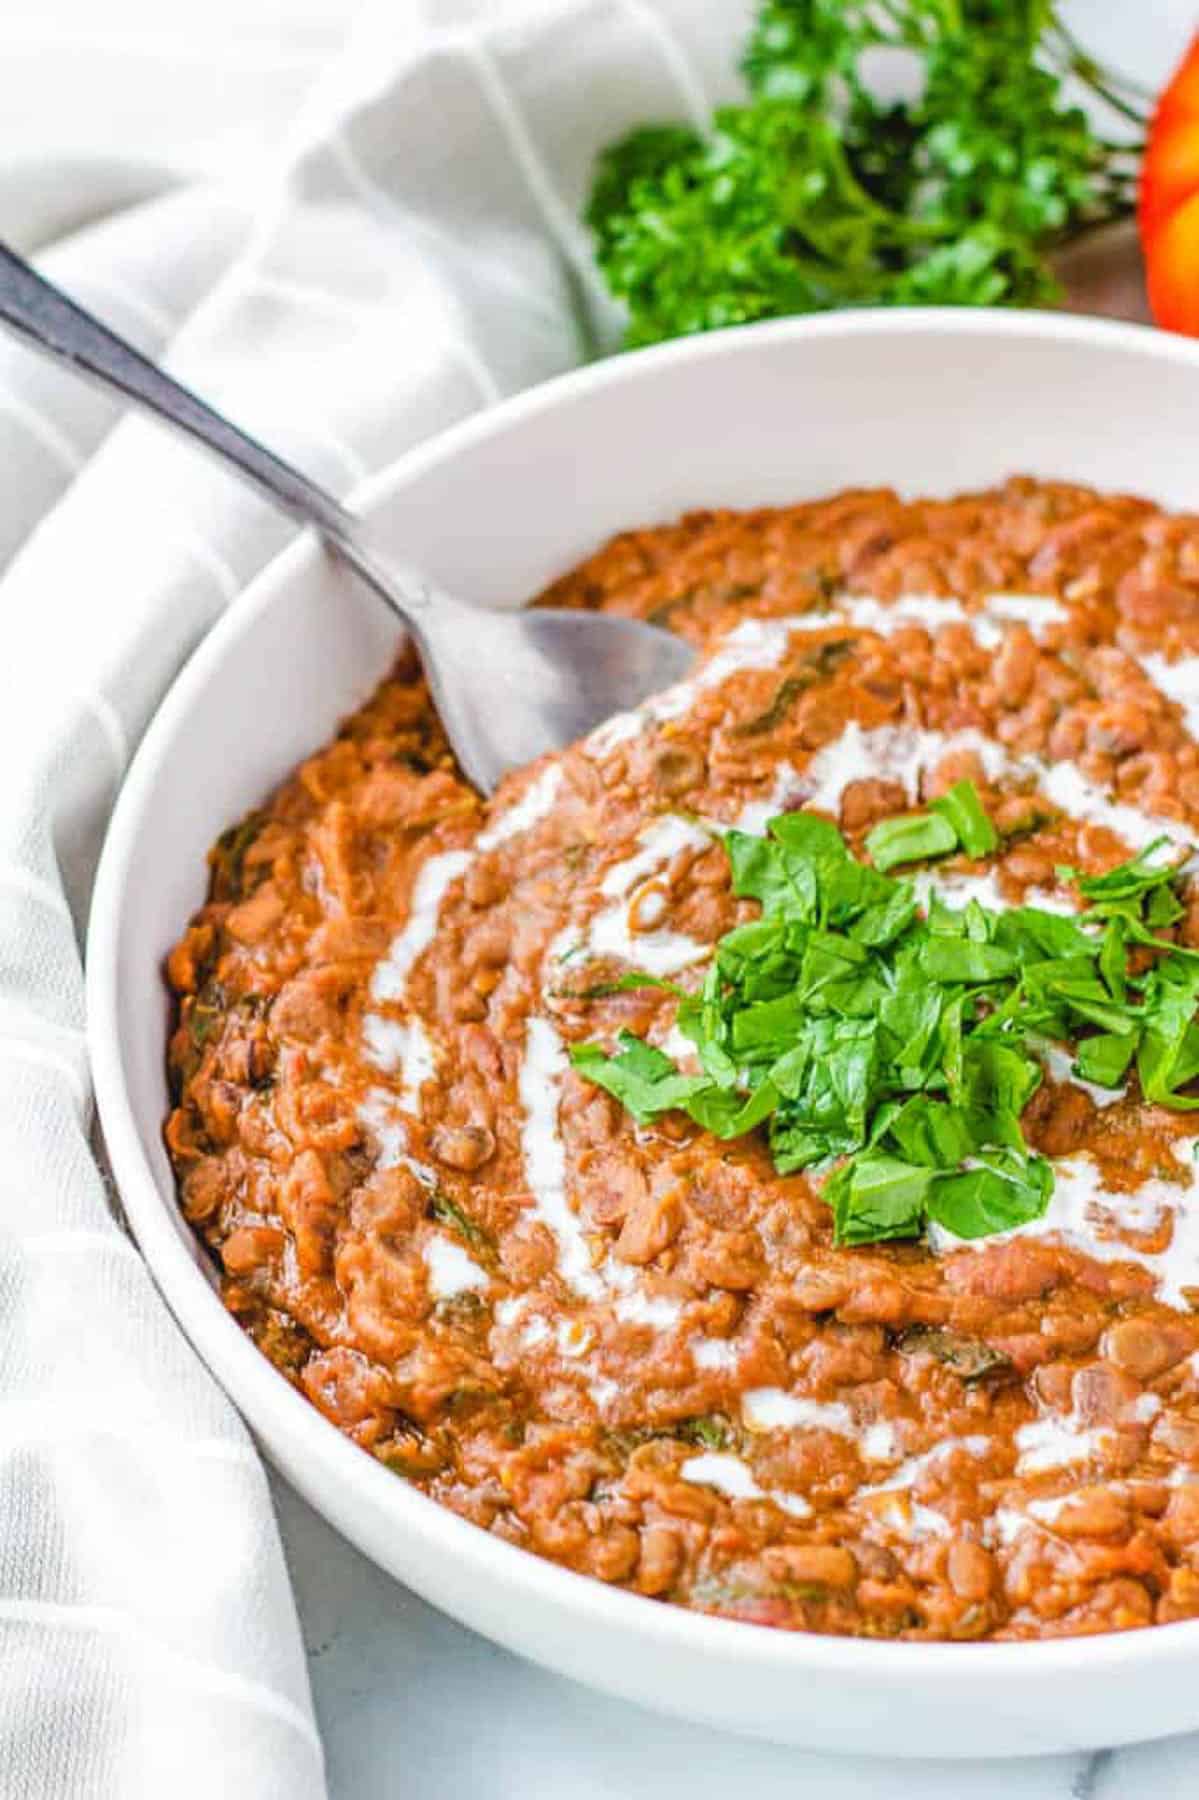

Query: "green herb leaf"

xmin=674 ymin=1413 xmax=736 ymax=1451
xmin=1138 ymin=960 xmax=1199 ymax=1110
xmin=569 ymin=1033 xmax=709 ymax=1121
xmin=896 ymin=1324 xmax=1014 ymax=1385
xmin=931 ymin=780 xmax=999 ymax=859
xmin=824 ymin=1154 xmax=931 ymax=1247
xmin=865 ymin=811 xmax=959 ymax=873
xmin=1073 ymin=1032 xmax=1137 ymax=1089
xmin=430 ymin=1193 xmax=495 ymax=1261
xmin=211 ymin=813 xmax=263 ymax=901
xmin=1067 ymin=837 xmax=1181 ymax=901
xmin=920 ymin=938 xmax=1019 ymax=985
xmin=925 ymin=1151 xmax=1054 ymax=1241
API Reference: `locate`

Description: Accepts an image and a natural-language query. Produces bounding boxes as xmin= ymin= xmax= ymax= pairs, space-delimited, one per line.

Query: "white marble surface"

xmin=274 ymin=1470 xmax=1199 ymax=1800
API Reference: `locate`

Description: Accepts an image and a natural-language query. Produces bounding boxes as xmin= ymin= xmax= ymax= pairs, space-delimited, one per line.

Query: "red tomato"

xmin=1141 ymin=33 xmax=1199 ymax=333
xmin=1146 ymin=188 xmax=1199 ymax=332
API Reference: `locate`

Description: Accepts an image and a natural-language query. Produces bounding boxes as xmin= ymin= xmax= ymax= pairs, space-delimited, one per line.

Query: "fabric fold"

xmin=0 ymin=2 xmax=744 ymax=1792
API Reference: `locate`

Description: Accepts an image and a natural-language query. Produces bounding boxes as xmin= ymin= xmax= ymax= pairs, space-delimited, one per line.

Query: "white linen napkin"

xmin=0 ymin=2 xmax=750 ymax=1792
xmin=0 ymin=0 xmax=1189 ymax=1793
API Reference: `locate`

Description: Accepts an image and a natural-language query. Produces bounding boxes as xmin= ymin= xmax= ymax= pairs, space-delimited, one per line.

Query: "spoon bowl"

xmin=405 ymin=586 xmax=694 ymax=790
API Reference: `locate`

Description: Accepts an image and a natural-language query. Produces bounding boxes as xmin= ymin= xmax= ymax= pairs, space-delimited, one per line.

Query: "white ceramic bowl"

xmin=89 ymin=311 xmax=1199 ymax=1758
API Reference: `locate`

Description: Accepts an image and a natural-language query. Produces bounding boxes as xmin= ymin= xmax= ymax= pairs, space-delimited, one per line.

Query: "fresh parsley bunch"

xmin=571 ymin=791 xmax=1199 ymax=1248
xmin=586 ymin=0 xmax=1144 ymax=346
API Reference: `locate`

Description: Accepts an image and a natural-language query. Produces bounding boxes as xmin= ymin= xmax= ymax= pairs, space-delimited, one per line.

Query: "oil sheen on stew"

xmin=165 ymin=478 xmax=1199 ymax=1641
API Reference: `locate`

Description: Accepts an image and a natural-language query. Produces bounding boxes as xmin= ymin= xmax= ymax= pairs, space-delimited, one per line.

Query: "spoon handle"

xmin=0 ymin=241 xmax=421 ymax=612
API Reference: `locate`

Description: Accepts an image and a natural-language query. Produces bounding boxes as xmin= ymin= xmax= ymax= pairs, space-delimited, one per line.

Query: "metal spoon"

xmin=0 ymin=242 xmax=694 ymax=793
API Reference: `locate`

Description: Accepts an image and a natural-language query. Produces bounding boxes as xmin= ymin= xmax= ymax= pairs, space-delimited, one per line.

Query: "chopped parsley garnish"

xmin=894 ymin=1324 xmax=1013 ymax=1384
xmin=931 ymin=779 xmax=999 ymax=861
xmin=585 ymin=2 xmax=1145 ymax=347
xmin=570 ymin=791 xmax=1198 ymax=1247
xmin=865 ymin=809 xmax=958 ymax=873
xmin=210 ymin=812 xmax=263 ymax=901
xmin=430 ymin=1192 xmax=496 ymax=1263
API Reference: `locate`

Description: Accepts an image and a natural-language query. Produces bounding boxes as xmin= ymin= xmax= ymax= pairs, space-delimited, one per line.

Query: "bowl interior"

xmin=91 ymin=312 xmax=1199 ymax=1757
xmin=121 ymin=311 xmax=1199 ymax=1238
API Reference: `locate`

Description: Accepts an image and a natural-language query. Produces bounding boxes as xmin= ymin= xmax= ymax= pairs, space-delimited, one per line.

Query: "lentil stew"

xmin=165 ymin=477 xmax=1199 ymax=1641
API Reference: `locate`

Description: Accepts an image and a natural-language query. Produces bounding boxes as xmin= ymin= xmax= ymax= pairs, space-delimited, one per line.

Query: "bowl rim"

xmin=87 ymin=305 xmax=1199 ymax=1685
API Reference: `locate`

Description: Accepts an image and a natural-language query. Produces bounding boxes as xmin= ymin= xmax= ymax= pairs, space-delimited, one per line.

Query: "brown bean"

xmin=615 ymin=1188 xmax=684 ymax=1265
xmin=464 ymin=920 xmax=510 ymax=969
xmin=1046 ymin=711 xmax=1089 ymax=762
xmin=351 ymin=1165 xmax=427 ymax=1236
xmin=584 ymin=1524 xmax=641 ymax=1583
xmin=499 ymin=1222 xmax=558 ymax=1284
xmin=464 ymin=859 xmax=508 ymax=908
xmin=1071 ymin=1363 xmax=1141 ymax=1427
xmin=796 ymin=688 xmax=853 ymax=747
xmin=339 ymin=1241 xmax=426 ymax=1358
xmin=220 ymin=1224 xmax=285 ymax=1275
xmin=166 ymin=923 xmax=214 ymax=993
xmin=1086 ymin=702 xmax=1153 ymax=758
xmin=991 ymin=630 xmax=1038 ymax=706
xmin=837 ymin=1276 xmax=910 ymax=1326
xmin=271 ymin=966 xmax=355 ymax=1041
xmin=225 ymin=881 xmax=285 ymax=944
xmin=1159 ymin=1488 xmax=1199 ymax=1564
xmin=181 ymin=1157 xmax=230 ymax=1224
xmin=839 ymin=778 xmax=908 ymax=834
xmin=1080 ymin=1578 xmax=1155 ymax=1630
xmin=1160 ymin=1566 xmax=1199 ymax=1622
xmin=637 ymin=1523 xmax=684 ymax=1595
xmin=279 ymin=1148 xmax=338 ymax=1277
xmin=653 ymin=742 xmax=707 ymax=796
xmin=992 ymin=794 xmax=1051 ymax=839
xmin=925 ymin=749 xmax=987 ymax=800
xmin=301 ymin=1347 xmax=398 ymax=1448
xmin=764 ymin=1545 xmax=856 ymax=1589
xmin=1024 ymin=1081 xmax=1094 ymax=1159
xmin=946 ymin=1540 xmax=995 ymax=1602
xmin=946 ymin=1240 xmax=1060 ymax=1303
xmin=689 ymin=1228 xmax=763 ymax=1291
xmin=1002 ymin=846 xmax=1059 ymax=890
xmin=1104 ymin=1316 xmax=1193 ymax=1381
xmin=431 ymin=1124 xmax=496 ymax=1172
xmin=1052 ymin=1486 xmax=1131 ymax=1541
xmin=790 ymin=1268 xmax=853 ymax=1312
xmin=583 ymin=1160 xmax=647 ymax=1227
xmin=855 ymin=1543 xmax=900 ymax=1582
